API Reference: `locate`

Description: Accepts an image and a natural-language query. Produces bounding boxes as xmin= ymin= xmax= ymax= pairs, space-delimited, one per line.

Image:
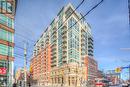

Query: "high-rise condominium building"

xmin=30 ymin=3 xmax=97 ymax=86
xmin=0 ymin=0 xmax=17 ymax=86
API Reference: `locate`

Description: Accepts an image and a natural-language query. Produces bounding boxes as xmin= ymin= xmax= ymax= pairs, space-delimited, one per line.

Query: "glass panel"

xmin=0 ymin=28 xmax=13 ymax=42
xmin=0 ymin=14 xmax=13 ymax=28
xmin=0 ymin=44 xmax=13 ymax=57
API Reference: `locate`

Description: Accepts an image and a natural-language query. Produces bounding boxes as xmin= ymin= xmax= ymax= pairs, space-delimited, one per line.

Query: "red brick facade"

xmin=84 ymin=56 xmax=98 ymax=81
xmin=30 ymin=45 xmax=51 ymax=85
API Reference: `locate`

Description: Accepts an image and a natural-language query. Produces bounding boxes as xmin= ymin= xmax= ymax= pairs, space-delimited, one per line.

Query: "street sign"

xmin=0 ymin=67 xmax=7 ymax=75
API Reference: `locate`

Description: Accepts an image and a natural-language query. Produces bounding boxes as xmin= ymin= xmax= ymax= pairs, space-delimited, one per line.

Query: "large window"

xmin=0 ymin=60 xmax=7 ymax=67
xmin=0 ymin=14 xmax=14 ymax=28
xmin=58 ymin=10 xmax=63 ymax=28
xmin=68 ymin=17 xmax=79 ymax=32
xmin=0 ymin=1 xmax=12 ymax=13
xmin=68 ymin=17 xmax=80 ymax=61
xmin=0 ymin=28 xmax=14 ymax=42
xmin=65 ymin=7 xmax=73 ymax=19
xmin=0 ymin=44 xmax=14 ymax=57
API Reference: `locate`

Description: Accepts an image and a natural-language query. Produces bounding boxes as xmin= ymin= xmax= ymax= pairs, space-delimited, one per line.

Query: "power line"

xmin=15 ymin=44 xmax=33 ymax=53
xmin=0 ymin=47 xmax=31 ymax=61
xmin=0 ymin=17 xmax=36 ymax=42
xmin=45 ymin=0 xmax=85 ymax=43
xmin=15 ymin=0 xmax=84 ymax=62
xmin=32 ymin=0 xmax=104 ymax=60
xmin=15 ymin=33 xmax=36 ymax=42
xmin=31 ymin=0 xmax=85 ymax=58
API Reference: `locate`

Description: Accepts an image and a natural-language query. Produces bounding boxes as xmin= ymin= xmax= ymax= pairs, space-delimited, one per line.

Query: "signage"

xmin=121 ymin=66 xmax=130 ymax=69
xmin=115 ymin=67 xmax=122 ymax=73
xmin=0 ymin=67 xmax=7 ymax=75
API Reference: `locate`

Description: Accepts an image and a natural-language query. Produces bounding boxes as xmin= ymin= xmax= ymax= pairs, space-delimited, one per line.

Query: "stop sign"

xmin=0 ymin=67 xmax=7 ymax=75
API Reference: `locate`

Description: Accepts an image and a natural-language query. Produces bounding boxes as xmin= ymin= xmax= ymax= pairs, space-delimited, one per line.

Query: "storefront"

xmin=0 ymin=60 xmax=8 ymax=86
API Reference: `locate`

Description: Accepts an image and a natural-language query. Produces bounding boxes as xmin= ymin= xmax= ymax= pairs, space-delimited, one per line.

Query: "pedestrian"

xmin=28 ymin=83 xmax=31 ymax=87
xmin=13 ymin=83 xmax=17 ymax=87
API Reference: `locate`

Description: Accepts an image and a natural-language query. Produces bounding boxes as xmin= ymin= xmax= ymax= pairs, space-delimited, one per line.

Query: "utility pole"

xmin=128 ymin=65 xmax=130 ymax=82
xmin=7 ymin=41 xmax=9 ymax=87
xmin=24 ymin=42 xmax=27 ymax=87
xmin=128 ymin=0 xmax=130 ymax=25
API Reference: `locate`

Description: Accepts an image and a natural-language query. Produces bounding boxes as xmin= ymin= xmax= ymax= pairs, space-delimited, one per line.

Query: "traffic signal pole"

xmin=24 ymin=43 xmax=27 ymax=87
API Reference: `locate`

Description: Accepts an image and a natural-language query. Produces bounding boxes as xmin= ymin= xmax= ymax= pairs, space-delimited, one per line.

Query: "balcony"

xmin=81 ymin=42 xmax=85 ymax=46
xmin=81 ymin=33 xmax=85 ymax=37
xmin=51 ymin=56 xmax=56 ymax=60
xmin=53 ymin=34 xmax=57 ymax=39
xmin=81 ymin=47 xmax=85 ymax=50
xmin=62 ymin=53 xmax=67 ymax=58
xmin=62 ymin=29 xmax=67 ymax=35
xmin=51 ymin=63 xmax=57 ymax=67
xmin=62 ymin=44 xmax=67 ymax=49
xmin=62 ymin=58 xmax=67 ymax=63
xmin=45 ymin=41 xmax=49 ymax=44
xmin=63 ymin=24 xmax=67 ymax=29
xmin=53 ymin=39 xmax=57 ymax=43
xmin=51 ymin=58 xmax=57 ymax=63
xmin=88 ymin=42 xmax=93 ymax=46
xmin=88 ymin=38 xmax=93 ymax=42
xmin=51 ymin=43 xmax=56 ymax=48
xmin=81 ymin=37 xmax=85 ymax=41
xmin=62 ymin=39 xmax=67 ymax=44
xmin=51 ymin=54 xmax=57 ymax=59
xmin=52 ymin=26 xmax=56 ymax=31
xmin=88 ymin=45 xmax=93 ymax=49
xmin=51 ymin=51 xmax=57 ymax=57
xmin=88 ymin=53 xmax=93 ymax=57
xmin=62 ymin=49 xmax=67 ymax=53
xmin=88 ymin=49 xmax=93 ymax=53
xmin=62 ymin=34 xmax=67 ymax=39
xmin=52 ymin=47 xmax=56 ymax=52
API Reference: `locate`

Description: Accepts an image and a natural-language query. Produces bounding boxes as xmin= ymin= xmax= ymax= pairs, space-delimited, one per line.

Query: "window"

xmin=68 ymin=17 xmax=79 ymax=32
xmin=0 ymin=60 xmax=7 ymax=67
xmin=0 ymin=14 xmax=14 ymax=28
xmin=65 ymin=7 xmax=73 ymax=18
xmin=0 ymin=44 xmax=14 ymax=57
xmin=0 ymin=1 xmax=12 ymax=13
xmin=0 ymin=28 xmax=13 ymax=42
xmin=58 ymin=10 xmax=63 ymax=28
xmin=0 ymin=14 xmax=7 ymax=25
xmin=7 ymin=3 xmax=12 ymax=13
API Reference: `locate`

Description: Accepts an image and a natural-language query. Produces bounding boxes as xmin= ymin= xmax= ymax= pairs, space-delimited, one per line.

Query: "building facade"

xmin=15 ymin=68 xmax=24 ymax=86
xmin=30 ymin=3 xmax=97 ymax=86
xmin=0 ymin=0 xmax=16 ymax=86
xmin=84 ymin=56 xmax=97 ymax=81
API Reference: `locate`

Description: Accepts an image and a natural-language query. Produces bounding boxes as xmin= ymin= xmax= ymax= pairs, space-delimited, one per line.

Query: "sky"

xmin=14 ymin=0 xmax=130 ymax=79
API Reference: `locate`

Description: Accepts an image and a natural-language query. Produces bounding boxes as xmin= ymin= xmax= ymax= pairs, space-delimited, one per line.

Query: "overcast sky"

xmin=14 ymin=0 xmax=129 ymax=79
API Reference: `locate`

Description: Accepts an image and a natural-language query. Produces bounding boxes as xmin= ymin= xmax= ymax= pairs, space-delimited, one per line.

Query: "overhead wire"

xmin=32 ymin=0 xmax=104 ymax=60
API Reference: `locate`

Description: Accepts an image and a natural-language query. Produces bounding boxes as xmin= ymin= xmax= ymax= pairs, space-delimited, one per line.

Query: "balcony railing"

xmin=62 ymin=39 xmax=67 ymax=44
xmin=62 ymin=44 xmax=67 ymax=48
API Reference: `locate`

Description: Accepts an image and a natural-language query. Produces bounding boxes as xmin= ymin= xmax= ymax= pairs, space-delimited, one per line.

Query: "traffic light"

xmin=30 ymin=66 xmax=33 ymax=73
xmin=115 ymin=67 xmax=122 ymax=73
